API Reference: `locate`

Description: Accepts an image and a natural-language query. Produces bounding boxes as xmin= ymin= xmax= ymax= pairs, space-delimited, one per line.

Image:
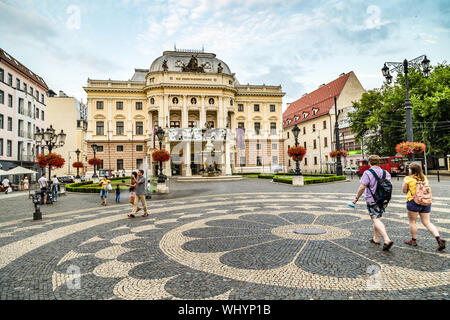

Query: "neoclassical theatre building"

xmin=84 ymin=49 xmax=285 ymax=177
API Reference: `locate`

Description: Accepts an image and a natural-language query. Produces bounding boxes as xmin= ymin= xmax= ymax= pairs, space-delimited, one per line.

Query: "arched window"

xmin=172 ymin=97 xmax=179 ymax=104
xmin=230 ymin=99 xmax=233 ymax=106
xmin=191 ymin=97 xmax=197 ymax=105
xmin=150 ymin=98 xmax=155 ymax=104
xmin=208 ymin=98 xmax=214 ymax=105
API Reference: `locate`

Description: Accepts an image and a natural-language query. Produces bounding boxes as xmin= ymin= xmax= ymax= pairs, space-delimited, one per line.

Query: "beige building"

xmin=83 ymin=49 xmax=285 ymax=177
xmin=46 ymin=91 xmax=88 ymax=177
xmin=283 ymin=72 xmax=365 ymax=173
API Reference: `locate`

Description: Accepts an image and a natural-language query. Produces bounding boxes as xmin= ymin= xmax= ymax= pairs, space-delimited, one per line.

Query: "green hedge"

xmin=272 ymin=175 xmax=346 ymax=185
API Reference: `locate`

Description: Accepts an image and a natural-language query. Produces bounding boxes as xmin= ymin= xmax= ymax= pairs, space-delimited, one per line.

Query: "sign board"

xmin=348 ymin=150 xmax=363 ymax=155
xmin=168 ymin=128 xmax=228 ymax=142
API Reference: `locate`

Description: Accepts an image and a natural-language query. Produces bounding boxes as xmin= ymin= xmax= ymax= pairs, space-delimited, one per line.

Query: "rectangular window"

xmin=0 ymin=90 xmax=3 ymax=104
xmin=270 ymin=122 xmax=277 ymax=135
xmin=272 ymin=143 xmax=278 ymax=150
xmin=41 ymin=110 xmax=44 ymax=121
xmin=188 ymin=121 xmax=197 ymax=128
xmin=303 ymin=127 xmax=306 ymax=135
xmin=238 ymin=104 xmax=244 ymax=112
xmin=116 ymin=145 xmax=124 ymax=152
xmin=314 ymin=156 xmax=318 ymax=165
xmin=99 ymin=160 xmax=104 ymax=170
xmin=96 ymin=145 xmax=104 ymax=152
xmin=0 ymin=68 xmax=3 ymax=82
xmin=270 ymin=104 xmax=276 ymax=112
xmin=136 ymin=145 xmax=144 ymax=152
xmin=256 ymin=143 xmax=261 ymax=150
xmin=41 ymin=94 xmax=44 ymax=104
xmin=254 ymin=104 xmax=260 ymax=112
xmin=7 ymin=117 xmax=12 ymax=131
xmin=135 ymin=121 xmax=144 ymax=135
xmin=36 ymin=107 xmax=39 ymax=119
xmin=117 ymin=159 xmax=124 ymax=170
xmin=0 ymin=138 xmax=3 ymax=156
xmin=96 ymin=121 xmax=104 ymax=135
xmin=272 ymin=156 xmax=278 ymax=165
xmin=7 ymin=140 xmax=12 ymax=157
xmin=8 ymin=94 xmax=13 ymax=107
xmin=240 ymin=156 xmax=246 ymax=167
xmin=304 ymin=141 xmax=307 ymax=149
xmin=116 ymin=121 xmax=124 ymax=135
xmin=313 ymin=139 xmax=317 ymax=149
xmin=254 ymin=122 xmax=260 ymax=135
xmin=304 ymin=157 xmax=307 ymax=166
xmin=116 ymin=101 xmax=123 ymax=110
xmin=256 ymin=156 xmax=262 ymax=166
xmin=135 ymin=102 xmax=143 ymax=110
xmin=96 ymin=101 xmax=104 ymax=110
xmin=0 ymin=114 xmax=3 ymax=129
xmin=324 ymin=137 xmax=328 ymax=147
xmin=323 ymin=120 xmax=327 ymax=129
xmin=36 ymin=90 xmax=39 ymax=100
xmin=170 ymin=121 xmax=180 ymax=128
xmin=312 ymin=124 xmax=316 ymax=132
xmin=7 ymin=73 xmax=12 ymax=86
xmin=16 ymin=78 xmax=20 ymax=89
xmin=23 ymin=83 xmax=27 ymax=92
xmin=238 ymin=122 xmax=245 ymax=128
xmin=287 ymin=132 xmax=289 ymax=139
xmin=30 ymin=87 xmax=33 ymax=95
xmin=136 ymin=159 xmax=143 ymax=169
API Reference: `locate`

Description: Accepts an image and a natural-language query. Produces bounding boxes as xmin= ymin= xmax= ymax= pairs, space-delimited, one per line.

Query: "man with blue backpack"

xmin=352 ymin=155 xmax=394 ymax=251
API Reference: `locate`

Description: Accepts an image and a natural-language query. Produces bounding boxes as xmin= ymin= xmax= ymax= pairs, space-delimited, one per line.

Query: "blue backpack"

xmin=368 ymin=169 xmax=392 ymax=211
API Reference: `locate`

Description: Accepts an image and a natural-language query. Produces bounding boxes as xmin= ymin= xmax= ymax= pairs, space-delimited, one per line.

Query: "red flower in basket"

xmin=88 ymin=157 xmax=102 ymax=166
xmin=72 ymin=161 xmax=84 ymax=168
xmin=36 ymin=153 xmax=65 ymax=168
xmin=152 ymin=149 xmax=171 ymax=162
xmin=287 ymin=146 xmax=307 ymax=161
xmin=396 ymin=141 xmax=426 ymax=155
xmin=329 ymin=150 xmax=348 ymax=158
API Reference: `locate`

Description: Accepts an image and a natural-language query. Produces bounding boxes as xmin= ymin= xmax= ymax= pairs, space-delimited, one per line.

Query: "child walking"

xmin=115 ymin=184 xmax=121 ymax=203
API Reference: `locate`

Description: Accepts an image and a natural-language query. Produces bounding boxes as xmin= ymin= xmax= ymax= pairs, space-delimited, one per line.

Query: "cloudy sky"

xmin=1 ymin=0 xmax=449 ymax=110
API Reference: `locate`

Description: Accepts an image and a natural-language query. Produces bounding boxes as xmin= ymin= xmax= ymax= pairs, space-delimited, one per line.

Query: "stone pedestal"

xmin=157 ymin=182 xmax=169 ymax=194
xmin=292 ymin=175 xmax=304 ymax=186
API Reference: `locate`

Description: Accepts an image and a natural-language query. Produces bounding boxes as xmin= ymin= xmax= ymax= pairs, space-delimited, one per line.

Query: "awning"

xmin=7 ymin=166 xmax=37 ymax=175
xmin=0 ymin=169 xmax=9 ymax=175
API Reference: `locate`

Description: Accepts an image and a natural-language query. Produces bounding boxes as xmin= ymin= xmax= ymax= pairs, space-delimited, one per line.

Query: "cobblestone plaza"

xmin=0 ymin=178 xmax=449 ymax=300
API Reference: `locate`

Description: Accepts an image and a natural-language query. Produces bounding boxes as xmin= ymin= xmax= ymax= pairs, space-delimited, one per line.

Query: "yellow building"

xmin=83 ymin=50 xmax=285 ymax=177
xmin=46 ymin=91 xmax=88 ymax=177
xmin=283 ymin=72 xmax=365 ymax=173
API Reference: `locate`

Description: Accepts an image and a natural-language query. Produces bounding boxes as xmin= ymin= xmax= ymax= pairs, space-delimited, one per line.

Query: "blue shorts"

xmin=407 ymin=200 xmax=431 ymax=213
xmin=100 ymin=189 xmax=108 ymax=199
xmin=367 ymin=203 xmax=384 ymax=219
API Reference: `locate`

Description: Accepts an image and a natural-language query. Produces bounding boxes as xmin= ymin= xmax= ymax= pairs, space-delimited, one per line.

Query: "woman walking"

xmin=99 ymin=176 xmax=111 ymax=206
xmin=403 ymin=163 xmax=446 ymax=251
xmin=127 ymin=171 xmax=141 ymax=218
xmin=23 ymin=176 xmax=29 ymax=193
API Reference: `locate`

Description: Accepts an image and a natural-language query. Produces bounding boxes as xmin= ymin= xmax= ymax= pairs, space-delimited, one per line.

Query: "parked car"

xmin=343 ymin=166 xmax=358 ymax=175
xmin=57 ymin=176 xmax=75 ymax=183
xmin=288 ymin=169 xmax=296 ymax=174
xmin=80 ymin=175 xmax=86 ymax=181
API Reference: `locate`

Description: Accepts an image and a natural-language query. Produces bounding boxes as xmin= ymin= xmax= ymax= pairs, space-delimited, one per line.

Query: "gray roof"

xmin=149 ymin=51 xmax=232 ymax=75
xmin=131 ymin=69 xmax=148 ymax=82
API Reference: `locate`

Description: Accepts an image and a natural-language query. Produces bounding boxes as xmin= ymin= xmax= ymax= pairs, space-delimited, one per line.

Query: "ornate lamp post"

xmin=381 ymin=55 xmax=431 ymax=161
xmin=156 ymin=127 xmax=166 ymax=183
xmin=334 ymin=96 xmax=343 ymax=176
xmin=34 ymin=125 xmax=66 ymax=178
xmin=291 ymin=124 xmax=302 ymax=175
xmin=75 ymin=148 xmax=81 ymax=179
xmin=91 ymin=144 xmax=98 ymax=178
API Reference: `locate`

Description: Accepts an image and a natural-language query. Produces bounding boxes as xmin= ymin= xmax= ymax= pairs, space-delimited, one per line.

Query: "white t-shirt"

xmin=38 ymin=177 xmax=48 ymax=188
xmin=52 ymin=177 xmax=59 ymax=185
xmin=2 ymin=179 xmax=9 ymax=187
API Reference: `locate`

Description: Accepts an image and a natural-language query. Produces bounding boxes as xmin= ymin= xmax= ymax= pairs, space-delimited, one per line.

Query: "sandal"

xmin=370 ymin=239 xmax=381 ymax=245
xmin=127 ymin=214 xmax=135 ymax=218
xmin=438 ymin=239 xmax=446 ymax=251
xmin=382 ymin=241 xmax=394 ymax=251
xmin=404 ymin=239 xmax=417 ymax=246
xmin=142 ymin=213 xmax=149 ymax=218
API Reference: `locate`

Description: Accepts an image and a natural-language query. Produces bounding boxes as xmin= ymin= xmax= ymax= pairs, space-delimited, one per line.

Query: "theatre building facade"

xmin=84 ymin=50 xmax=285 ymax=177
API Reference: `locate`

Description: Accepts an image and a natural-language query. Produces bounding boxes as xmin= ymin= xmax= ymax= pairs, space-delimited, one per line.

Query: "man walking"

xmin=38 ymin=173 xmax=48 ymax=204
xmin=352 ymin=155 xmax=394 ymax=251
xmin=51 ymin=175 xmax=59 ymax=202
xmin=131 ymin=169 xmax=148 ymax=217
xmin=2 ymin=176 xmax=10 ymax=194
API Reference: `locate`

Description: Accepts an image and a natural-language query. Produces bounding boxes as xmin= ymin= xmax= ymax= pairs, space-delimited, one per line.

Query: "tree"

xmin=348 ymin=63 xmax=450 ymax=157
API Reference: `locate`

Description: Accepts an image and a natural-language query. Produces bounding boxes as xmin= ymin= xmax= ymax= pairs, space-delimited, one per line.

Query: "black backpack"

xmin=368 ymin=169 xmax=392 ymax=211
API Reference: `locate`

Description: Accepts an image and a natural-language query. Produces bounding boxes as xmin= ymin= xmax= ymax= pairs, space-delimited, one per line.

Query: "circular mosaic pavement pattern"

xmin=0 ymin=192 xmax=449 ymax=300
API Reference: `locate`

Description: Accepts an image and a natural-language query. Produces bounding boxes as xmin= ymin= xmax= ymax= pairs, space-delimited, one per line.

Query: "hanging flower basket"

xmin=287 ymin=146 xmax=307 ymax=161
xmin=152 ymin=149 xmax=171 ymax=162
xmin=88 ymin=157 xmax=102 ymax=166
xmin=72 ymin=161 xmax=84 ymax=168
xmin=329 ymin=150 xmax=348 ymax=158
xmin=395 ymin=141 xmax=426 ymax=155
xmin=36 ymin=153 xmax=65 ymax=168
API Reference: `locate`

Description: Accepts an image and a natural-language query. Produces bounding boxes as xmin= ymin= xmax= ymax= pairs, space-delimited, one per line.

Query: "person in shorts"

xmin=403 ymin=163 xmax=446 ymax=250
xmin=115 ymin=184 xmax=121 ymax=203
xmin=352 ymin=155 xmax=394 ymax=251
xmin=38 ymin=173 xmax=48 ymax=204
xmin=130 ymin=170 xmax=148 ymax=218
xmin=99 ymin=176 xmax=111 ymax=206
xmin=2 ymin=177 xmax=10 ymax=194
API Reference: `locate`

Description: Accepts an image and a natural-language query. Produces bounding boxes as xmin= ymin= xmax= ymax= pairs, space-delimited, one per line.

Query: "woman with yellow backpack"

xmin=403 ymin=163 xmax=446 ymax=251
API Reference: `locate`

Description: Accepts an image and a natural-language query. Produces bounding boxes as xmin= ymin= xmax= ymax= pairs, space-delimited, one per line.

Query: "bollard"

xmin=437 ymin=170 xmax=440 ymax=182
xmin=32 ymin=192 xmax=42 ymax=220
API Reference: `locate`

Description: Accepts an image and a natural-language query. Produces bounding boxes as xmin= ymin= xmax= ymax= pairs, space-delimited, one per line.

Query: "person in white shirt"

xmin=2 ymin=177 xmax=10 ymax=194
xmin=38 ymin=173 xmax=48 ymax=204
xmin=51 ymin=175 xmax=59 ymax=202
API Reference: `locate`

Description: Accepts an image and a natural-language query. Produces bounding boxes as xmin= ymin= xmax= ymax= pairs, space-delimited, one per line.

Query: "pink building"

xmin=0 ymin=48 xmax=48 ymax=172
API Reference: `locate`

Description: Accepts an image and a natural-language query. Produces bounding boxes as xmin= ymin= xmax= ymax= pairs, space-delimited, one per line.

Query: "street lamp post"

xmin=34 ymin=125 xmax=67 ymax=178
xmin=291 ymin=124 xmax=302 ymax=176
xmin=75 ymin=148 xmax=81 ymax=179
xmin=91 ymin=144 xmax=98 ymax=178
xmin=334 ymin=96 xmax=343 ymax=176
xmin=381 ymin=55 xmax=431 ymax=162
xmin=156 ymin=127 xmax=166 ymax=183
